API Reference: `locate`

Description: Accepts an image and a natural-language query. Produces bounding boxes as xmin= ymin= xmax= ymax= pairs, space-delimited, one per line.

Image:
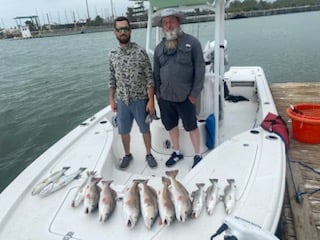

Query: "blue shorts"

xmin=116 ymin=99 xmax=149 ymax=135
xmin=158 ymin=98 xmax=197 ymax=131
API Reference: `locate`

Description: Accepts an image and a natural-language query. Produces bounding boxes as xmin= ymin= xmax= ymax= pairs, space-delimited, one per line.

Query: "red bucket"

xmin=286 ymin=103 xmax=320 ymax=144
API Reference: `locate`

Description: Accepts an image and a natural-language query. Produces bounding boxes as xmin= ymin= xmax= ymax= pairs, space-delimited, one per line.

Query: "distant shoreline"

xmin=2 ymin=5 xmax=320 ymax=39
xmin=133 ymin=5 xmax=320 ymax=28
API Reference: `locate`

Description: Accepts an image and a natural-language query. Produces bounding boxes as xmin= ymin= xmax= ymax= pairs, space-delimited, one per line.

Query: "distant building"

xmin=127 ymin=1 xmax=147 ymax=23
xmin=14 ymin=16 xmax=40 ymax=38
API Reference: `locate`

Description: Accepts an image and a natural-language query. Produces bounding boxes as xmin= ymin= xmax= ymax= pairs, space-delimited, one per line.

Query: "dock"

xmin=270 ymin=82 xmax=320 ymax=240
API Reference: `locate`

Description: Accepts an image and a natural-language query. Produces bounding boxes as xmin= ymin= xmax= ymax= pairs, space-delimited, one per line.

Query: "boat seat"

xmin=150 ymin=118 xmax=208 ymax=157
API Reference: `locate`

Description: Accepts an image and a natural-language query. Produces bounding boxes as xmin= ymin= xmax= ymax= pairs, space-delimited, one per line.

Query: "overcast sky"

xmin=0 ymin=0 xmax=139 ymax=28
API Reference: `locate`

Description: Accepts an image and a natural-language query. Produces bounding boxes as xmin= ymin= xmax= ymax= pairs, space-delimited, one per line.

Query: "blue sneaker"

xmin=166 ymin=152 xmax=184 ymax=167
xmin=192 ymin=155 xmax=202 ymax=168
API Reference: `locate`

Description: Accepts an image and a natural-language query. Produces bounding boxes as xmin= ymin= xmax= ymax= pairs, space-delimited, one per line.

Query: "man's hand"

xmin=188 ymin=95 xmax=197 ymax=105
xmin=110 ymin=98 xmax=117 ymax=112
xmin=146 ymin=99 xmax=155 ymax=115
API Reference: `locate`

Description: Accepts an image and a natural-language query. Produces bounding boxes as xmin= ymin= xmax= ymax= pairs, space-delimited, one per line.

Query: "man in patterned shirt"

xmin=109 ymin=16 xmax=157 ymax=169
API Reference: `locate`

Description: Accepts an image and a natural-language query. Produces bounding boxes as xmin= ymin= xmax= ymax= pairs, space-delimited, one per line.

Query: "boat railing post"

xmin=146 ymin=5 xmax=153 ymax=56
xmin=214 ymin=0 xmax=225 ymax=146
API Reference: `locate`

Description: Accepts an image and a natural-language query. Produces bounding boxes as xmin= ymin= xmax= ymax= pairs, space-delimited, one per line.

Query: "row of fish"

xmin=70 ymin=169 xmax=237 ymax=229
xmin=31 ymin=167 xmax=86 ymax=197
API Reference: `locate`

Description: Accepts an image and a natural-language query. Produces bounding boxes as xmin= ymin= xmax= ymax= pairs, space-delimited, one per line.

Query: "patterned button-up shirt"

xmin=109 ymin=42 xmax=154 ymax=105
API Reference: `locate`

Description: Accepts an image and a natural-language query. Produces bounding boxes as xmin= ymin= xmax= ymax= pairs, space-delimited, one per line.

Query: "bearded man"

xmin=153 ymin=9 xmax=205 ymax=168
xmin=109 ymin=16 xmax=157 ymax=169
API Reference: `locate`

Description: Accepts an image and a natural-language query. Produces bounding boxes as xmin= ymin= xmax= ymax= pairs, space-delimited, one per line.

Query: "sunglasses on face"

xmin=115 ymin=27 xmax=130 ymax=33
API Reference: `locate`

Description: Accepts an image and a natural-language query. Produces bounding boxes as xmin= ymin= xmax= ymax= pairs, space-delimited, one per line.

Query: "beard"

xmin=163 ymin=26 xmax=181 ymax=40
xmin=117 ymin=34 xmax=130 ymax=44
xmin=163 ymin=27 xmax=181 ymax=50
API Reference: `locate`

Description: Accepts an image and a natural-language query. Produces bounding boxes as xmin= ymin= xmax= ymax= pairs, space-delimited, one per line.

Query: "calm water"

xmin=0 ymin=11 xmax=320 ymax=193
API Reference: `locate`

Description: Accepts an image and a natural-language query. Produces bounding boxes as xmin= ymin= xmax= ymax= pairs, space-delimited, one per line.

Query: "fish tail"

xmin=162 ymin=176 xmax=171 ymax=185
xmin=165 ymin=169 xmax=179 ymax=178
xmin=87 ymin=171 xmax=96 ymax=177
xmin=209 ymin=178 xmax=218 ymax=184
xmin=132 ymin=179 xmax=148 ymax=183
xmin=101 ymin=180 xmax=113 ymax=185
xmin=93 ymin=177 xmax=102 ymax=184
xmin=196 ymin=183 xmax=205 ymax=189
xmin=227 ymin=179 xmax=235 ymax=185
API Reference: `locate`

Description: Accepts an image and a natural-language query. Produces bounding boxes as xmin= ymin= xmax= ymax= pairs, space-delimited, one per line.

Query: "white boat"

xmin=0 ymin=1 xmax=286 ymax=239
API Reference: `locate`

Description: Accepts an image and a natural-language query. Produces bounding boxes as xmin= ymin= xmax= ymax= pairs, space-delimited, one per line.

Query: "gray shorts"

xmin=116 ymin=99 xmax=149 ymax=135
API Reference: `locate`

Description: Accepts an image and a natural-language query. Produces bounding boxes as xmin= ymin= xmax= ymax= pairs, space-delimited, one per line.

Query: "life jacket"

xmin=260 ymin=112 xmax=289 ymax=151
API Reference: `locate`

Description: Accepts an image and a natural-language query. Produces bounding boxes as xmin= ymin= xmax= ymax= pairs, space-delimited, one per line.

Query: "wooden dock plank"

xmin=286 ymin=161 xmax=319 ymax=240
xmin=270 ymin=82 xmax=320 ymax=240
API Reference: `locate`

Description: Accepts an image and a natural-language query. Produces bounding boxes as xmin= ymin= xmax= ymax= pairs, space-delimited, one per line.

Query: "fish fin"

xmin=111 ymin=189 xmax=117 ymax=199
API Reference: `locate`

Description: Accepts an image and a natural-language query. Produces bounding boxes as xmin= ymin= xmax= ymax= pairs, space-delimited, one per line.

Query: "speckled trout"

xmin=224 ymin=179 xmax=236 ymax=214
xmin=191 ymin=183 xmax=205 ymax=219
xmin=31 ymin=166 xmax=70 ymax=195
xmin=205 ymin=178 xmax=219 ymax=215
xmin=71 ymin=171 xmax=96 ymax=208
xmin=39 ymin=167 xmax=86 ymax=197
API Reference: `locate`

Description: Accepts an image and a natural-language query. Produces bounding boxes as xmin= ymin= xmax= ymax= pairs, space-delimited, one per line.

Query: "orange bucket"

xmin=286 ymin=103 xmax=320 ymax=144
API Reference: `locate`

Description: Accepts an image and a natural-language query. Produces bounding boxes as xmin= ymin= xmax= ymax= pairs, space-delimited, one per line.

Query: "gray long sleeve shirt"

xmin=153 ymin=32 xmax=205 ymax=102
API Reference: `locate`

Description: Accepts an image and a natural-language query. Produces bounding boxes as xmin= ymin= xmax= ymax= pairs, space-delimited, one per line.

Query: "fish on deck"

xmin=39 ymin=167 xmax=86 ymax=197
xmin=98 ymin=180 xmax=117 ymax=222
xmin=165 ymin=170 xmax=192 ymax=222
xmin=83 ymin=174 xmax=102 ymax=214
xmin=191 ymin=183 xmax=205 ymax=219
xmin=205 ymin=178 xmax=219 ymax=216
xmin=31 ymin=166 xmax=70 ymax=195
xmin=122 ymin=180 xmax=141 ymax=229
xmin=223 ymin=179 xmax=236 ymax=214
xmin=138 ymin=179 xmax=159 ymax=229
xmin=71 ymin=171 xmax=96 ymax=208
xmin=158 ymin=176 xmax=175 ymax=226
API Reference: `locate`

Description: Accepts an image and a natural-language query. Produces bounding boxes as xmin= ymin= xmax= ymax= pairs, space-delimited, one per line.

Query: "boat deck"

xmin=270 ymin=82 xmax=320 ymax=240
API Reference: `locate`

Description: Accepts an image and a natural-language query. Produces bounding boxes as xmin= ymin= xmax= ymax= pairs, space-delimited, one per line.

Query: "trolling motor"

xmin=210 ymin=216 xmax=280 ymax=240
